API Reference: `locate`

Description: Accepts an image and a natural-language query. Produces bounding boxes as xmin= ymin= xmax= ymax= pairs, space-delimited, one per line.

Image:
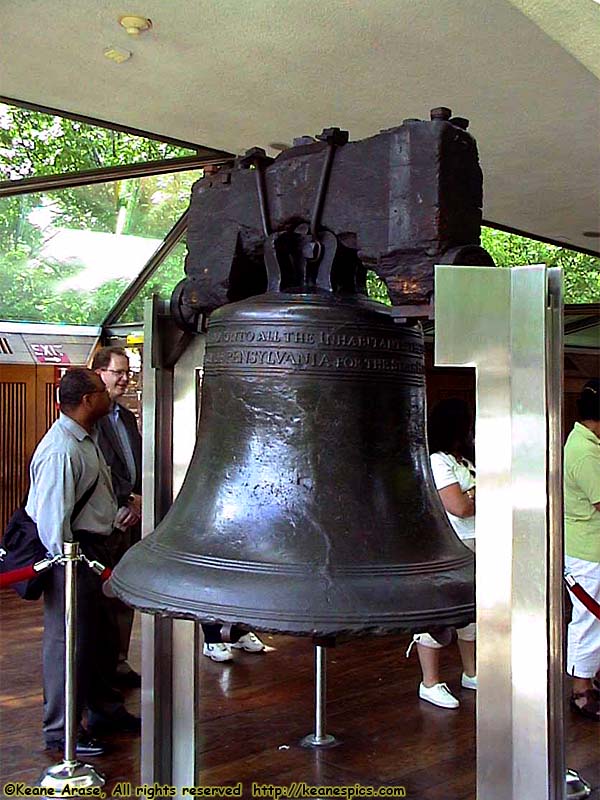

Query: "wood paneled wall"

xmin=0 ymin=365 xmax=58 ymax=531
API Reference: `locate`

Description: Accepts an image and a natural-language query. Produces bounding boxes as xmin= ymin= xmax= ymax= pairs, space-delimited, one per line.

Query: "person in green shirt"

xmin=564 ymin=378 xmax=600 ymax=722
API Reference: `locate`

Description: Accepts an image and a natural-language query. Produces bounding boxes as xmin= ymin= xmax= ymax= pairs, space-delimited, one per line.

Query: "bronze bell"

xmin=112 ymin=289 xmax=475 ymax=636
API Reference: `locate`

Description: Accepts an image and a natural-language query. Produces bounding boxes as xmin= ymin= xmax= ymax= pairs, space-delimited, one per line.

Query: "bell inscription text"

xmin=205 ymin=323 xmax=424 ymax=382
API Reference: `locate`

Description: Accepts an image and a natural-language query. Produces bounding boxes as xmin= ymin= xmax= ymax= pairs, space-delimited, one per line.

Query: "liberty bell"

xmin=112 ymin=110 xmax=488 ymax=637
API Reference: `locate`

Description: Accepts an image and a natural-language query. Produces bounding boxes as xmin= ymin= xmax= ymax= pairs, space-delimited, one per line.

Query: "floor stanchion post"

xmin=39 ymin=542 xmax=106 ymax=793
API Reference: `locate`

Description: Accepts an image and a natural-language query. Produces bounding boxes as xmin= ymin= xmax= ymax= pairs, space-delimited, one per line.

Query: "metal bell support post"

xmin=435 ymin=264 xmax=565 ymax=800
xmin=39 ymin=541 xmax=105 ymax=794
xmin=301 ymin=642 xmax=337 ymax=748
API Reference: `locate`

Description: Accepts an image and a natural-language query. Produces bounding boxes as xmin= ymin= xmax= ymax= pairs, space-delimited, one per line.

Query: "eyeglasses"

xmin=101 ymin=368 xmax=132 ymax=378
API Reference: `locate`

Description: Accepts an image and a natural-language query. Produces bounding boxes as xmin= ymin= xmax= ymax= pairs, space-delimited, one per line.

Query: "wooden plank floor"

xmin=1 ymin=585 xmax=598 ymax=798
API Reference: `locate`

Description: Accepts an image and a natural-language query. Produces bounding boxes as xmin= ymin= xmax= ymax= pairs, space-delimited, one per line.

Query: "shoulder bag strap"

xmin=70 ymin=473 xmax=100 ymax=525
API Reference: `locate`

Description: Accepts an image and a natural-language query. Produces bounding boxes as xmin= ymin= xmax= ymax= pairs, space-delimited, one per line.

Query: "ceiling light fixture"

xmin=104 ymin=46 xmax=132 ymax=63
xmin=582 ymin=231 xmax=600 ymax=238
xmin=118 ymin=14 xmax=152 ymax=35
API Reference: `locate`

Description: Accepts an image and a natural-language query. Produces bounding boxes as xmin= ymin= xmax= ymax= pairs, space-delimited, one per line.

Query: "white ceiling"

xmin=2 ymin=0 xmax=599 ymax=253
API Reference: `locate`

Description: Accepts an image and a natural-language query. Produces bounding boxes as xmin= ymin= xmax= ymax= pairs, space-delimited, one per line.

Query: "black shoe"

xmin=88 ymin=708 xmax=141 ymax=735
xmin=44 ymin=733 xmax=106 ymax=757
xmin=114 ymin=665 xmax=142 ymax=688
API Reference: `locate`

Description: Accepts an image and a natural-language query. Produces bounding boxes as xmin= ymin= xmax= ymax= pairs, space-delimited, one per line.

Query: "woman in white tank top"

xmin=407 ymin=398 xmax=476 ymax=709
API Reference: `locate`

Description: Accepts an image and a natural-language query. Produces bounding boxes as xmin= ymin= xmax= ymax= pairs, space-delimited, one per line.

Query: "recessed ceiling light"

xmin=104 ymin=46 xmax=132 ymax=63
xmin=118 ymin=14 xmax=152 ymax=35
xmin=582 ymin=231 xmax=600 ymax=238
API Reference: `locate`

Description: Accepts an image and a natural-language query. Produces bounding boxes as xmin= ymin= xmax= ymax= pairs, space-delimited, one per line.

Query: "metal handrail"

xmin=0 ymin=155 xmax=231 ymax=198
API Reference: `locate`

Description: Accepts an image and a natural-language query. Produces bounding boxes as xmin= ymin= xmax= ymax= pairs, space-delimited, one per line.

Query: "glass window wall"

xmin=0 ymin=170 xmax=200 ymax=324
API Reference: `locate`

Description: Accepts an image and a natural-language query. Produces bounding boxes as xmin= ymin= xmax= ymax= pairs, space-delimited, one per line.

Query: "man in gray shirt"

xmin=26 ymin=368 xmax=138 ymax=757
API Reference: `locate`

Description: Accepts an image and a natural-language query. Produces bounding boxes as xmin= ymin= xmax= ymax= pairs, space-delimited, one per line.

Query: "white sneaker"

xmin=419 ymin=682 xmax=460 ymax=709
xmin=203 ymin=642 xmax=233 ymax=662
xmin=230 ymin=632 xmax=265 ymax=653
xmin=461 ymin=673 xmax=477 ymax=690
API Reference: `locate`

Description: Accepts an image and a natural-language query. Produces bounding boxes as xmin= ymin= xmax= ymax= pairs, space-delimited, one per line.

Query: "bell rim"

xmin=110 ymin=575 xmax=475 ymax=636
xmin=110 ymin=540 xmax=475 ymax=636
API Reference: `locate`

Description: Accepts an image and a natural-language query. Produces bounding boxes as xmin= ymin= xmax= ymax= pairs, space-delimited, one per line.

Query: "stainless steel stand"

xmin=39 ymin=542 xmax=105 ymax=793
xmin=140 ymin=297 xmax=203 ymax=796
xmin=435 ymin=264 xmax=564 ymax=800
xmin=300 ymin=644 xmax=338 ymax=748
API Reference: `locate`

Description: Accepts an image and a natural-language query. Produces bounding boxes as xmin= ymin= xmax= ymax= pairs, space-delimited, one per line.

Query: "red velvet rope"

xmin=0 ymin=560 xmax=112 ymax=589
xmin=0 ymin=563 xmax=40 ymax=588
xmin=99 ymin=566 xmax=112 ymax=582
xmin=565 ymin=576 xmax=600 ymax=621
